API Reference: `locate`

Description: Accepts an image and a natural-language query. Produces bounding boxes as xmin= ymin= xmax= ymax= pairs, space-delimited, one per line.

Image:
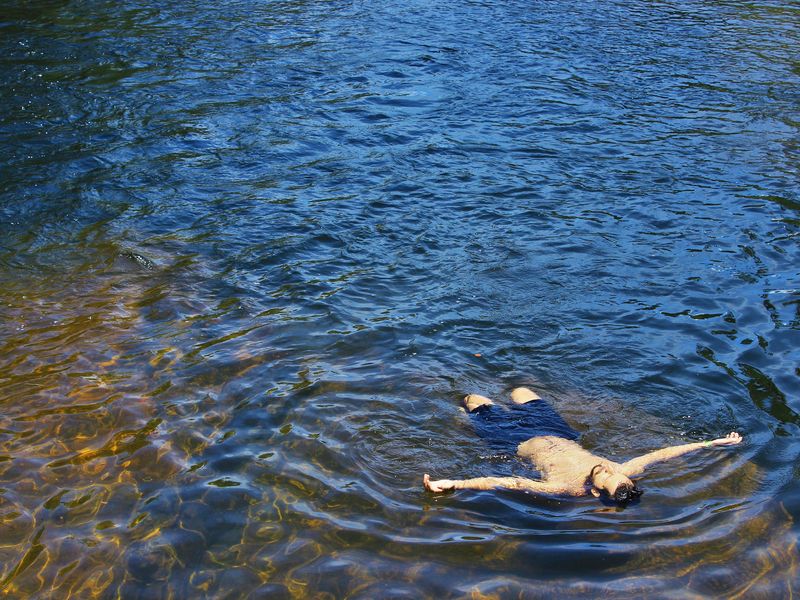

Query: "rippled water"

xmin=1 ymin=0 xmax=799 ymax=597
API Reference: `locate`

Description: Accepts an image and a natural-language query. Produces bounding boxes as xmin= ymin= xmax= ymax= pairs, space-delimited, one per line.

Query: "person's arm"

xmin=621 ymin=432 xmax=742 ymax=476
xmin=423 ymin=473 xmax=566 ymax=495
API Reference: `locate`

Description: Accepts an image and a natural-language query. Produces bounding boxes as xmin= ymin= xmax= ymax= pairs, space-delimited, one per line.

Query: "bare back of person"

xmin=423 ymin=387 xmax=743 ymax=504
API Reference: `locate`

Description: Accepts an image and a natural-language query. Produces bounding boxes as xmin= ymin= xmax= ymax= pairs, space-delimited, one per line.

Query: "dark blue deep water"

xmin=1 ymin=0 xmax=799 ymax=597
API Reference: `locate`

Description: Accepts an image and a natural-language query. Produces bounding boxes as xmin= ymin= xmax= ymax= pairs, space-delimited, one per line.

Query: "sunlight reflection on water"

xmin=1 ymin=0 xmax=799 ymax=597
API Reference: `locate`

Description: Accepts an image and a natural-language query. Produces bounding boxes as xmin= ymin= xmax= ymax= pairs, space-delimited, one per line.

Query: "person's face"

xmin=590 ymin=466 xmax=634 ymax=497
xmin=605 ymin=473 xmax=633 ymax=496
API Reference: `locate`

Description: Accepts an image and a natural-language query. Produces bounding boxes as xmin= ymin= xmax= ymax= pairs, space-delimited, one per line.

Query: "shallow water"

xmin=1 ymin=0 xmax=799 ymax=597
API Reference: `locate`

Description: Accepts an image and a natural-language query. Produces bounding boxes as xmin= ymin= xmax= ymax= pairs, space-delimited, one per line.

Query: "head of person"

xmin=588 ymin=464 xmax=643 ymax=504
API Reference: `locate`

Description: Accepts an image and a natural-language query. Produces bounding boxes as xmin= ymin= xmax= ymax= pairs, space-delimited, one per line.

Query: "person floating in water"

xmin=423 ymin=388 xmax=743 ymax=504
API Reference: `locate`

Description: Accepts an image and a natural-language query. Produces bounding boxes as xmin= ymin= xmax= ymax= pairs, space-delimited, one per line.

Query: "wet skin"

xmin=423 ymin=388 xmax=743 ymax=501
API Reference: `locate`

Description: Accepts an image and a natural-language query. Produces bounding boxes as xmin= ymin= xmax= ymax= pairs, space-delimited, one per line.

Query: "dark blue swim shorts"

xmin=470 ymin=400 xmax=579 ymax=455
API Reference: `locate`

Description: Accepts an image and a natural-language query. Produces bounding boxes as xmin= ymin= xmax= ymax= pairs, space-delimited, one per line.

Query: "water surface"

xmin=1 ymin=0 xmax=799 ymax=597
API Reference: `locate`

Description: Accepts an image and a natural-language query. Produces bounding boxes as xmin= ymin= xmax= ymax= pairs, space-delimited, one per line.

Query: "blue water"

xmin=1 ymin=0 xmax=799 ymax=597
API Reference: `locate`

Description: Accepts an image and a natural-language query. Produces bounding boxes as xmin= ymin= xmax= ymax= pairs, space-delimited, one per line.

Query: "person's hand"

xmin=423 ymin=474 xmax=455 ymax=493
xmin=712 ymin=432 xmax=742 ymax=446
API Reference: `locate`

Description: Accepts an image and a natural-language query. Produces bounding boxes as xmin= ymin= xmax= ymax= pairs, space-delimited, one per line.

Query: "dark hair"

xmin=613 ymin=482 xmax=644 ymax=504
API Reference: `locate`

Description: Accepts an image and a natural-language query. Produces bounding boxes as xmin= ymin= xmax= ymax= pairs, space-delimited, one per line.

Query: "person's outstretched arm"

xmin=423 ymin=473 xmax=566 ymax=495
xmin=621 ymin=432 xmax=742 ymax=476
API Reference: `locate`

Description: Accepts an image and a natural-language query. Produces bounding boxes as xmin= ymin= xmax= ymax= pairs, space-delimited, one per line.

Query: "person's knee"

xmin=464 ymin=394 xmax=493 ymax=412
xmin=511 ymin=387 xmax=540 ymax=404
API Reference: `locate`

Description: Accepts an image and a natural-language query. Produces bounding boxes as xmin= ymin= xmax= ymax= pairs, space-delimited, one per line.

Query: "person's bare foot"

xmin=423 ymin=473 xmax=454 ymax=493
xmin=510 ymin=387 xmax=541 ymax=404
xmin=464 ymin=394 xmax=493 ymax=412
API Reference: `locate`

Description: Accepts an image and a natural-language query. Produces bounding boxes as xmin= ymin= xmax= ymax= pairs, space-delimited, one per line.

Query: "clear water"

xmin=1 ymin=0 xmax=799 ymax=597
